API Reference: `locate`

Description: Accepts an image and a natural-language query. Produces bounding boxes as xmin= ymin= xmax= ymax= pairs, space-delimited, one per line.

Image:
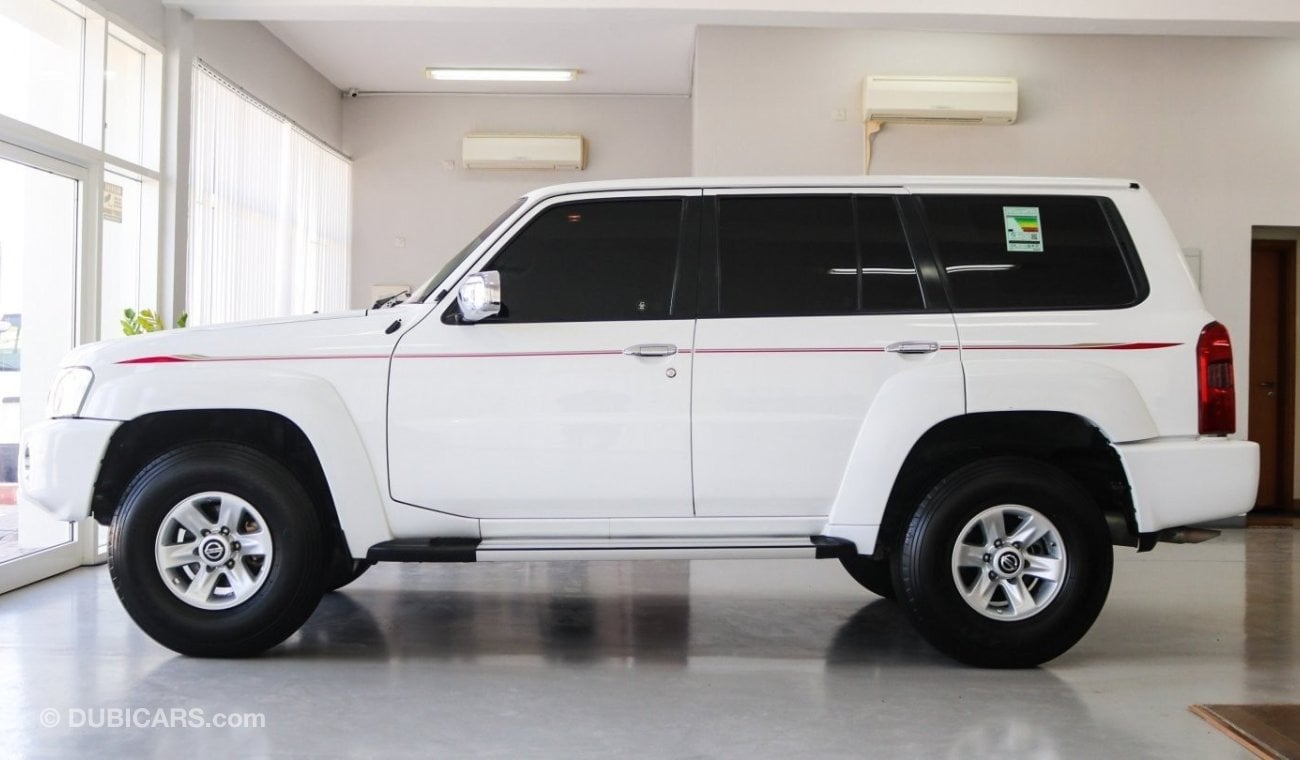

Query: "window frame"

xmin=913 ymin=192 xmax=1151 ymax=313
xmin=0 ymin=4 xmax=156 ymax=583
xmin=438 ymin=189 xmax=703 ymax=326
xmin=698 ymin=188 xmax=938 ymax=320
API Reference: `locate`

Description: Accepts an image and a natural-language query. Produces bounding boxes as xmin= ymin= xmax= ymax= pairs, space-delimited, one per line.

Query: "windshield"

xmin=410 ymin=198 xmax=527 ymax=304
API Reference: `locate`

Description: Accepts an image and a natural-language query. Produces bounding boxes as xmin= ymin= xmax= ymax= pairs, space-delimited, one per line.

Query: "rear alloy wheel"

xmin=109 ymin=442 xmax=325 ymax=657
xmin=950 ymin=504 xmax=1066 ymax=621
xmin=894 ymin=457 xmax=1112 ymax=668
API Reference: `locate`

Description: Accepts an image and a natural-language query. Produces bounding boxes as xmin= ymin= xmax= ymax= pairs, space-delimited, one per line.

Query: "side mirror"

xmin=456 ymin=271 xmax=502 ymax=323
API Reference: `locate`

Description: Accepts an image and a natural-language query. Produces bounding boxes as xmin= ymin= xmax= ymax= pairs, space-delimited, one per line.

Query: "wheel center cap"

xmin=200 ymin=536 xmax=230 ymax=565
xmin=994 ymin=548 xmax=1023 ymax=576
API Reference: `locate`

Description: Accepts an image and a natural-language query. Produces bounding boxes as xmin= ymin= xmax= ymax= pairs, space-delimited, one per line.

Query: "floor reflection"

xmin=0 ymin=529 xmax=1295 ymax=759
xmin=1245 ymin=527 xmax=1295 ymax=692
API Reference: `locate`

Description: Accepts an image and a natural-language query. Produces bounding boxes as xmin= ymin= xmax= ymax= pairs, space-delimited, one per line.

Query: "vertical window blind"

xmin=188 ymin=62 xmax=350 ymax=325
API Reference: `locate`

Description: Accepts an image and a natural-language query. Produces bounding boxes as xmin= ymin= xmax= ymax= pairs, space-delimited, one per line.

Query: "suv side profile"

xmin=20 ymin=177 xmax=1258 ymax=667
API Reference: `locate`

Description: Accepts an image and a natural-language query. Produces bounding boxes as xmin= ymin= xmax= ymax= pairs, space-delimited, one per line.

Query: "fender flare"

xmin=83 ymin=365 xmax=393 ymax=556
xmin=963 ymin=358 xmax=1159 ymax=443
xmin=823 ymin=361 xmax=965 ymax=552
xmin=825 ymin=357 xmax=1157 ymax=554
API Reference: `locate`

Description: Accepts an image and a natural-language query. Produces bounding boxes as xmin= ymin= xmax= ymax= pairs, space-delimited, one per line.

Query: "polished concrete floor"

xmin=0 ymin=528 xmax=1295 ymax=758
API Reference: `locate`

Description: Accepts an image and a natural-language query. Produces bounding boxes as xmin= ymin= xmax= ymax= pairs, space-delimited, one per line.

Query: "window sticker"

xmin=1003 ymin=206 xmax=1043 ymax=252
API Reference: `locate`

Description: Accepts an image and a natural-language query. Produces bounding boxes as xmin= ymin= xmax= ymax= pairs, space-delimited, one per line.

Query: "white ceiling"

xmin=170 ymin=0 xmax=1300 ymax=96
xmin=262 ymin=20 xmax=698 ymax=95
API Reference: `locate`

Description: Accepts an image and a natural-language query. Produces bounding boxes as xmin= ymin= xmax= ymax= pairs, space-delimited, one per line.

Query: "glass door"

xmin=0 ymin=142 xmax=88 ymax=591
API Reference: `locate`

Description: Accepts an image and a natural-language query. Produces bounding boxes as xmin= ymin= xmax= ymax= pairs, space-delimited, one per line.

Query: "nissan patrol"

xmin=19 ymin=177 xmax=1259 ymax=667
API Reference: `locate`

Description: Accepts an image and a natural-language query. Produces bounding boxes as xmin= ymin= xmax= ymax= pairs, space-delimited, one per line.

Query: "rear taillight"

xmin=1197 ymin=321 xmax=1236 ymax=435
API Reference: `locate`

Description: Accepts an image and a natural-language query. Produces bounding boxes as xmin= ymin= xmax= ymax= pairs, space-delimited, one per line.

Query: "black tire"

xmin=325 ymin=556 xmax=373 ymax=592
xmin=839 ymin=555 xmax=896 ymax=600
xmin=894 ymin=456 xmax=1113 ymax=668
xmin=108 ymin=442 xmax=326 ymax=657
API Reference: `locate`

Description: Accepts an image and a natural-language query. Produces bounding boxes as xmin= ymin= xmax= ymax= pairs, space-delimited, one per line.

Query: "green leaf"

xmin=139 ymin=310 xmax=163 ymax=332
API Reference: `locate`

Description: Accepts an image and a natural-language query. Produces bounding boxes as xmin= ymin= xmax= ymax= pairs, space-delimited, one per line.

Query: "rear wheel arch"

xmin=875 ymin=411 xmax=1137 ymax=561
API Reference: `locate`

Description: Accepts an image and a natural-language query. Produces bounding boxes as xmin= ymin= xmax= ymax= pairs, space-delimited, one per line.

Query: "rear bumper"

xmin=1115 ymin=437 xmax=1259 ymax=533
xmin=18 ymin=418 xmax=120 ymax=522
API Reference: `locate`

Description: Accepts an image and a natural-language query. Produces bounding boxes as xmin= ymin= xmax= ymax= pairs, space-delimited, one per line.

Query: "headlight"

xmin=47 ymin=367 xmax=94 ymax=418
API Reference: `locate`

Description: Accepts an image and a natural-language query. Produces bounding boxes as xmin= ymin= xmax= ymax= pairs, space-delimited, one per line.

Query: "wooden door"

xmin=1248 ymin=240 xmax=1296 ymax=511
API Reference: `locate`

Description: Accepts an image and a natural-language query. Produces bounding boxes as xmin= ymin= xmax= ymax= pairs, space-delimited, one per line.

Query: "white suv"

xmin=19 ymin=177 xmax=1259 ymax=667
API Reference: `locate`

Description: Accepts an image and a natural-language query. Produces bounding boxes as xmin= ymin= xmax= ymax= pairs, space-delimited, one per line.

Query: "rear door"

xmin=691 ymin=189 xmax=963 ymax=517
xmin=913 ymin=191 xmax=1164 ymax=432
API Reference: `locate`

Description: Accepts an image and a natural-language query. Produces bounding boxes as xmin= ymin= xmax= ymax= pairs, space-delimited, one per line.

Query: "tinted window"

xmin=857 ymin=197 xmax=925 ymax=312
xmin=485 ymin=199 xmax=683 ymax=322
xmin=716 ymin=195 xmax=922 ymax=317
xmin=919 ymin=195 xmax=1143 ymax=310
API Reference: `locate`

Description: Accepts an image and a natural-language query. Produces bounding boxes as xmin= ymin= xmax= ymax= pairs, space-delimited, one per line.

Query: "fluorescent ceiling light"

xmin=426 ymin=68 xmax=577 ymax=82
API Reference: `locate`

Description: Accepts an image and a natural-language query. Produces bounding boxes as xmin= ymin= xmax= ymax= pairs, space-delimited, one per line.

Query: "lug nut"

xmin=226 ymin=560 xmax=235 ymax=569
xmin=231 ymin=542 xmax=240 ymax=551
xmin=994 ymin=539 xmax=1003 ymax=547
xmin=220 ymin=527 xmax=230 ymax=535
xmin=982 ymin=553 xmax=992 ymax=563
xmin=989 ymin=571 xmax=999 ymax=581
xmin=1013 ymin=542 xmax=1022 ymax=549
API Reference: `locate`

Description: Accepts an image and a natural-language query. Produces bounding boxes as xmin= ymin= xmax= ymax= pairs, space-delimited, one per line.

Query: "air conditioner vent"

xmin=862 ymin=76 xmax=1018 ymax=125
xmin=462 ymin=134 xmax=587 ymax=170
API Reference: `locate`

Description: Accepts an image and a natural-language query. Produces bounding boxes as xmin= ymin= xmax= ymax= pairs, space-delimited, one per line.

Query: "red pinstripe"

xmin=115 ymin=341 xmax=1182 ymax=365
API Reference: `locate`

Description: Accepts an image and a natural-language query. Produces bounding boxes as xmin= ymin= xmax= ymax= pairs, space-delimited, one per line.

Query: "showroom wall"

xmin=341 ymin=94 xmax=691 ymax=306
xmin=693 ymin=25 xmax=1300 ymax=434
xmin=193 ymin=21 xmax=344 ymax=148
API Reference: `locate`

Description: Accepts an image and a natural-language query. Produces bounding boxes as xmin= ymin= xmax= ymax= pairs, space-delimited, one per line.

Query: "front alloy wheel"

xmin=154 ymin=492 xmax=275 ymax=610
xmin=110 ymin=442 xmax=325 ymax=657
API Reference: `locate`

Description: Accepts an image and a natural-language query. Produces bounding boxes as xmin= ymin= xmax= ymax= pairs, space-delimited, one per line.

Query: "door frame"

xmin=1248 ymin=238 xmax=1297 ymax=513
xmin=0 ymin=140 xmax=104 ymax=594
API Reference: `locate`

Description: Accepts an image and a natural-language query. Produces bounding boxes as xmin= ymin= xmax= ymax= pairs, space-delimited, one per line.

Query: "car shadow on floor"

xmin=270 ymin=587 xmax=953 ymax=668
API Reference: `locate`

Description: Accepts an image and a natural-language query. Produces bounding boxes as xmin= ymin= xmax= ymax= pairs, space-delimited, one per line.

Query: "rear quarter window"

xmin=918 ymin=194 xmax=1148 ymax=311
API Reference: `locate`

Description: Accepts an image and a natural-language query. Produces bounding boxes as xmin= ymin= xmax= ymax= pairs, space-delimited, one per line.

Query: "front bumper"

xmin=1115 ymin=437 xmax=1259 ymax=533
xmin=18 ymin=418 xmax=121 ymax=522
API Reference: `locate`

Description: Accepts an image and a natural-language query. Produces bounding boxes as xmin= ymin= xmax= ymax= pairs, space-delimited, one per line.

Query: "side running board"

xmin=366 ymin=536 xmax=857 ymax=563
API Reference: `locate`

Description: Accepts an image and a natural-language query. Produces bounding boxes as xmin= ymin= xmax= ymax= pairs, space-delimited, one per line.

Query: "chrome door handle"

xmin=623 ymin=343 xmax=678 ymax=357
xmin=886 ymin=341 xmax=940 ymax=355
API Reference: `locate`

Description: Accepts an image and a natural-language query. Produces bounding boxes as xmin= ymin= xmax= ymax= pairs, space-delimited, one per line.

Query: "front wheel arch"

xmin=91 ymin=409 xmax=346 ymax=559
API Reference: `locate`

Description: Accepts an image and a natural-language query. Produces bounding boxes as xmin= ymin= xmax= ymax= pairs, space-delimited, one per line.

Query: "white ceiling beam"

xmin=165 ymin=0 xmax=1300 ymax=26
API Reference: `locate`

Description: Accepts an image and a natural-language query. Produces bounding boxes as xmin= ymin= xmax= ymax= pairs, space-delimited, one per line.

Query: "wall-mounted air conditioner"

xmin=862 ymin=76 xmax=1018 ymax=125
xmin=462 ymin=134 xmax=587 ymax=170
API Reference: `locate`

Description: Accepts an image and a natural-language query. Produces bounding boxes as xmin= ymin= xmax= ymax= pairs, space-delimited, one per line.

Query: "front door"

xmin=388 ymin=191 xmax=700 ymax=519
xmin=691 ymin=191 xmax=962 ymax=516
